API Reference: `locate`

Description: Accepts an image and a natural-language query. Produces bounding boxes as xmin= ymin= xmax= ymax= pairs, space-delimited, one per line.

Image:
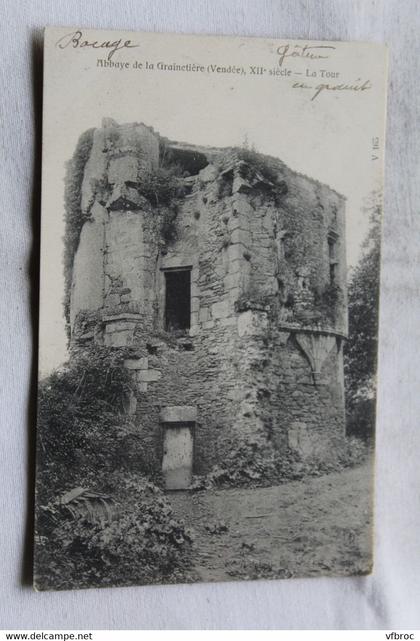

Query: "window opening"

xmin=164 ymin=268 xmax=191 ymax=331
xmin=328 ymin=234 xmax=338 ymax=284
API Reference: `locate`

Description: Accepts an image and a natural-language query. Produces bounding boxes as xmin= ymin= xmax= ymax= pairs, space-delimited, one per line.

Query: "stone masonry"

xmin=69 ymin=118 xmax=348 ymax=488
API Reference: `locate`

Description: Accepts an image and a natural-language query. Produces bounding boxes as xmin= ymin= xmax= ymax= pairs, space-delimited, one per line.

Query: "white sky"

xmin=39 ymin=28 xmax=387 ymax=375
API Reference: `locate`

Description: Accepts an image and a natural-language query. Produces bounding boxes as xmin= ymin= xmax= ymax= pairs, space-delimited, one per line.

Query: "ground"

xmin=170 ymin=458 xmax=373 ymax=583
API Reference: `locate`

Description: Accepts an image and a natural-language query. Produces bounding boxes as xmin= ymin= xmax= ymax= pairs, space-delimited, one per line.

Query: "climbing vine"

xmin=62 ymin=130 xmax=185 ymax=339
xmin=63 ymin=128 xmax=95 ymax=334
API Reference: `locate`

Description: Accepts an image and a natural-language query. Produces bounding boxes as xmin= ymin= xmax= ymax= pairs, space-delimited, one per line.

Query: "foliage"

xmin=137 ymin=164 xmax=184 ymax=246
xmin=340 ymin=435 xmax=371 ymax=467
xmin=344 ymin=190 xmax=382 ymax=439
xmin=138 ymin=164 xmax=185 ymax=207
xmin=35 ymin=345 xmax=194 ymax=589
xmin=313 ymin=282 xmax=342 ymax=325
xmin=36 ymin=344 xmax=135 ymax=503
xmin=35 ymin=473 xmax=193 ymax=590
xmin=63 ymin=128 xmax=95 ymax=334
xmin=234 ymin=146 xmax=280 ymax=185
xmin=160 ymin=205 xmax=179 ymax=244
xmin=62 ymin=132 xmax=183 ymax=338
xmin=191 ymin=436 xmax=370 ymax=491
xmin=191 ymin=441 xmax=302 ymax=490
xmin=235 ymin=291 xmax=273 ymax=313
xmin=345 ymin=397 xmax=377 ymax=442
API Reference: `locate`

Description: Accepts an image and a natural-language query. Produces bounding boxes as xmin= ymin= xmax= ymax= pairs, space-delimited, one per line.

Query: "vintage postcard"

xmin=34 ymin=27 xmax=388 ymax=590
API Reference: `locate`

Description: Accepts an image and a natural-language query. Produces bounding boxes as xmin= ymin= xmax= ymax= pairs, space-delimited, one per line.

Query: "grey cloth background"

xmin=0 ymin=0 xmax=419 ymax=630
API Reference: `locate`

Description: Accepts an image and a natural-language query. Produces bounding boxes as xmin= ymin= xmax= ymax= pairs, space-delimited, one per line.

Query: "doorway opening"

xmin=162 ymin=422 xmax=194 ymax=490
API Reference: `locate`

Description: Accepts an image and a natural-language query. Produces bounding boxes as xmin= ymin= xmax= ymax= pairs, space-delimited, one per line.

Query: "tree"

xmin=344 ymin=190 xmax=382 ymax=440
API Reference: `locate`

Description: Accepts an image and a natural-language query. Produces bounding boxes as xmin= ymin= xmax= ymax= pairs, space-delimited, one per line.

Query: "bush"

xmin=138 ymin=166 xmax=184 ymax=246
xmin=36 ymin=345 xmax=136 ymax=504
xmin=192 ymin=435 xmax=370 ymax=491
xmin=35 ymin=474 xmax=194 ymax=590
xmin=346 ymin=398 xmax=376 ymax=442
xmin=35 ymin=345 xmax=195 ymax=589
xmin=138 ymin=164 xmax=184 ymax=206
xmin=313 ymin=283 xmax=342 ymax=325
xmin=201 ymin=440 xmax=303 ymax=489
xmin=234 ymin=147 xmax=280 ymax=185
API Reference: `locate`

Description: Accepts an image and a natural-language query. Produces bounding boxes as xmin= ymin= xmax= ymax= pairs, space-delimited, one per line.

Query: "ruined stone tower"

xmin=69 ymin=118 xmax=347 ymax=489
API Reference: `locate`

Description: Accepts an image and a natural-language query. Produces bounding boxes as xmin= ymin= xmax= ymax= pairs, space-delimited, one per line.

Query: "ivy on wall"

xmin=63 ymin=131 xmax=185 ymax=338
xmin=63 ymin=128 xmax=95 ymax=335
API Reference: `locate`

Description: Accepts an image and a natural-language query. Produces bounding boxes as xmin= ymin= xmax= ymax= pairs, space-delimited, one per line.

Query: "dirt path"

xmin=170 ymin=459 xmax=374 ymax=582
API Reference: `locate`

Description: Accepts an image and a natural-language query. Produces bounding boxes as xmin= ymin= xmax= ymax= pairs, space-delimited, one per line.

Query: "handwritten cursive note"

xmin=55 ymin=30 xmax=140 ymax=61
xmin=291 ymin=78 xmax=372 ymax=101
xmin=277 ymin=44 xmax=336 ymax=68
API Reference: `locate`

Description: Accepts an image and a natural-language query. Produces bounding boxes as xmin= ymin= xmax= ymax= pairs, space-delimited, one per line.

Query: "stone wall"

xmin=69 ymin=119 xmax=348 ymax=479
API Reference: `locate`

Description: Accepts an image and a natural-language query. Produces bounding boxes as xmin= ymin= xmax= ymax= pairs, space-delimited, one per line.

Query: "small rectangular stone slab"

xmin=124 ymin=357 xmax=148 ymax=370
xmin=160 ymin=405 xmax=197 ymax=423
